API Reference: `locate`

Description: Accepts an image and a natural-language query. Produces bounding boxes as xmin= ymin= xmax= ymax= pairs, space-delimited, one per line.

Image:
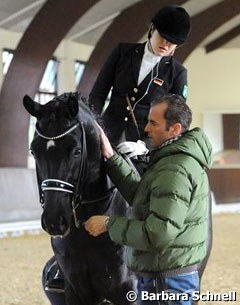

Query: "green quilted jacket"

xmin=106 ymin=128 xmax=213 ymax=273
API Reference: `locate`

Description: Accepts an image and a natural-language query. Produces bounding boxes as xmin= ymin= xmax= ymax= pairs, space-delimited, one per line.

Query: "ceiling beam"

xmin=0 ymin=0 xmax=45 ymax=26
xmin=175 ymin=0 xmax=240 ymax=62
xmin=205 ymin=24 xmax=240 ymax=53
xmin=69 ymin=11 xmax=120 ymax=40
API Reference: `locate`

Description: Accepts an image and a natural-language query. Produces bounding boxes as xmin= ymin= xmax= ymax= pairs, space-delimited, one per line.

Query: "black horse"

xmin=23 ymin=92 xmax=136 ymax=305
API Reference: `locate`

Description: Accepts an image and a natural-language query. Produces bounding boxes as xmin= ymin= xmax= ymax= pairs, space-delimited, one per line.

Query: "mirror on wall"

xmin=203 ymin=112 xmax=240 ymax=167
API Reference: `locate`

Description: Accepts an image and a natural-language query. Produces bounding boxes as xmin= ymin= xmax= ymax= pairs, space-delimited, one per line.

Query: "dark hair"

xmin=151 ymin=94 xmax=192 ymax=132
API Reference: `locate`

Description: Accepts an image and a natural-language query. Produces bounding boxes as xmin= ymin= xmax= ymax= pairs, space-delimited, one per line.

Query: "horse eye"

xmin=74 ymin=148 xmax=81 ymax=157
xmin=30 ymin=149 xmax=35 ymax=157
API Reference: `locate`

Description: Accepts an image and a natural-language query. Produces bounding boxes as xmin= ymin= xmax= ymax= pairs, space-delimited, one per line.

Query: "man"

xmin=89 ymin=5 xmax=192 ymax=144
xmin=85 ymin=94 xmax=213 ymax=305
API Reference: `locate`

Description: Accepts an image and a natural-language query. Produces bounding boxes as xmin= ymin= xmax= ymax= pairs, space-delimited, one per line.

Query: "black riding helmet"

xmin=151 ymin=5 xmax=191 ymax=45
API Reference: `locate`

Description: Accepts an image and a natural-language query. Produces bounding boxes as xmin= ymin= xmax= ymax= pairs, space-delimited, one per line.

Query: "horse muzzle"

xmin=41 ymin=211 xmax=71 ymax=237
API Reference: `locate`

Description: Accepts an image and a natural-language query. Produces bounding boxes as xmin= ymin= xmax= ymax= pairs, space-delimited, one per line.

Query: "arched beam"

xmin=0 ymin=0 xmax=100 ymax=167
xmin=79 ymin=0 xmax=188 ymax=97
xmin=205 ymin=25 xmax=240 ymax=53
xmin=175 ymin=0 xmax=240 ymax=62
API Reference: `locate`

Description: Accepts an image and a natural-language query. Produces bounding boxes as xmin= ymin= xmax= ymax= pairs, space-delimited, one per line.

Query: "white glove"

xmin=117 ymin=140 xmax=149 ymax=158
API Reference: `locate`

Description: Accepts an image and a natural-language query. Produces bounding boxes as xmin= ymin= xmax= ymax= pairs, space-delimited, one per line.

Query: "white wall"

xmin=202 ymin=112 xmax=223 ymax=154
xmin=0 ymin=168 xmax=41 ymax=222
xmin=0 ymin=28 xmax=21 ymax=88
xmin=185 ymin=48 xmax=240 ymax=129
xmin=55 ymin=40 xmax=93 ymax=93
xmin=184 ymin=47 xmax=240 ymax=154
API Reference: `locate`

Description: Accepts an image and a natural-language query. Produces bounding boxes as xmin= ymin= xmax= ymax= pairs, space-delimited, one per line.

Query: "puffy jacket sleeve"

xmin=108 ymin=164 xmax=193 ymax=251
xmin=105 ymin=153 xmax=141 ymax=204
xmin=89 ymin=44 xmax=121 ymax=115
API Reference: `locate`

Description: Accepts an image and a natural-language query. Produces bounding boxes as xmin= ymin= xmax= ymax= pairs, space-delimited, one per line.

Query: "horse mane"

xmin=52 ymin=91 xmax=105 ymax=127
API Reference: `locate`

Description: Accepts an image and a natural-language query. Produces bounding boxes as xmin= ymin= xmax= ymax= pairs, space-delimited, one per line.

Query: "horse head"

xmin=23 ymin=92 xmax=110 ymax=237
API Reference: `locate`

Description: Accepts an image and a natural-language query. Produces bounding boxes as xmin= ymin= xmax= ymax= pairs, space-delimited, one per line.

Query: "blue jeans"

xmin=137 ymin=271 xmax=199 ymax=305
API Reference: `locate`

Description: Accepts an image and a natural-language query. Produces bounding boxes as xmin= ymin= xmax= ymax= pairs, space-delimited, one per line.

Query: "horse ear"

xmin=23 ymin=95 xmax=43 ymax=118
xmin=68 ymin=95 xmax=79 ymax=118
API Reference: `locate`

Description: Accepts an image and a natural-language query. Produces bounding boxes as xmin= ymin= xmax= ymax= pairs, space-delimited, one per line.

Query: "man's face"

xmin=144 ymin=103 xmax=174 ymax=148
xmin=150 ymin=30 xmax=178 ymax=57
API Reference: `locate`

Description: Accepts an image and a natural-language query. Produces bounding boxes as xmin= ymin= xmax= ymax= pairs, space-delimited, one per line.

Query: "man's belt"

xmin=135 ymin=263 xmax=199 ymax=278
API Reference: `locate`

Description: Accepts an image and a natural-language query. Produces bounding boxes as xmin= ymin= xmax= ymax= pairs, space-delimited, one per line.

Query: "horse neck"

xmin=77 ymin=112 xmax=112 ymax=201
xmin=83 ymin=151 xmax=112 ymax=201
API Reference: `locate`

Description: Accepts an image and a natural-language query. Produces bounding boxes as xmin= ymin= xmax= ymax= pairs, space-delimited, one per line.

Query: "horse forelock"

xmin=46 ymin=92 xmax=94 ymax=125
xmin=35 ymin=92 xmax=101 ymax=163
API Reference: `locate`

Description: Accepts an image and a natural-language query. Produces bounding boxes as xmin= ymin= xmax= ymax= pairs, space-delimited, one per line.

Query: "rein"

xmin=35 ymin=120 xmax=114 ymax=228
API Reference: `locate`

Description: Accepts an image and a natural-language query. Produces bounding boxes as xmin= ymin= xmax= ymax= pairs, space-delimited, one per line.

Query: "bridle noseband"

xmin=41 ymin=179 xmax=74 ymax=194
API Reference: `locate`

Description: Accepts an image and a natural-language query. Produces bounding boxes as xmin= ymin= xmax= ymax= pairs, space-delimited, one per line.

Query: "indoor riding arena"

xmin=1 ymin=1 xmax=240 ymax=305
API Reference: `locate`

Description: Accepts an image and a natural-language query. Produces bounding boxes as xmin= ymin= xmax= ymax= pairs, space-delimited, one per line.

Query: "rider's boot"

xmin=45 ymin=261 xmax=65 ymax=293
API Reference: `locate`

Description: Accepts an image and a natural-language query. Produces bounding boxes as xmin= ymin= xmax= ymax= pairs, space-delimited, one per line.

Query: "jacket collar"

xmin=148 ymin=128 xmax=213 ymax=170
xmin=132 ymin=42 xmax=172 ymax=85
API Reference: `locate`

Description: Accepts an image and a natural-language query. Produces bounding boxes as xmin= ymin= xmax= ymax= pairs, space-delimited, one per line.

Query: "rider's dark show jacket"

xmin=89 ymin=42 xmax=188 ymax=144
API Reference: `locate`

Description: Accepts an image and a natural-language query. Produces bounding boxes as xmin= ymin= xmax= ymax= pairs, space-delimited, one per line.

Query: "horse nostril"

xmin=59 ymin=216 xmax=68 ymax=232
xmin=41 ymin=213 xmax=69 ymax=236
xmin=41 ymin=217 xmax=50 ymax=234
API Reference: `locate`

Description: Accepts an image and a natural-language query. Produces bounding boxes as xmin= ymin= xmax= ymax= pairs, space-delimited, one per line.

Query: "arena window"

xmin=74 ymin=60 xmax=86 ymax=89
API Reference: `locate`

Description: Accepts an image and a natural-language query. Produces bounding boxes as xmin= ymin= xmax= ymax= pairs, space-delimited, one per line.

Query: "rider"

xmin=89 ymin=5 xmax=191 ymax=145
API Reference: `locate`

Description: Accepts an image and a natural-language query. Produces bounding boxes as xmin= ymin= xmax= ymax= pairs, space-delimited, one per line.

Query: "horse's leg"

xmin=42 ymin=263 xmax=94 ymax=305
xmin=104 ymin=282 xmax=137 ymax=305
xmin=44 ymin=289 xmax=66 ymax=305
xmin=91 ymin=265 xmax=137 ymax=305
xmin=64 ymin=280 xmax=98 ymax=305
xmin=64 ymin=283 xmax=82 ymax=305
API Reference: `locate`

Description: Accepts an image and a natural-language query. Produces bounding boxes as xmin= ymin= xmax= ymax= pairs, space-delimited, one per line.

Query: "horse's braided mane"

xmin=51 ymin=91 xmax=105 ymax=129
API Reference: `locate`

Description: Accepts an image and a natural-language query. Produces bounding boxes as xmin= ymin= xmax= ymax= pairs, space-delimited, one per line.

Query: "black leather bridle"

xmin=34 ymin=120 xmax=115 ymax=228
xmin=35 ymin=120 xmax=88 ymax=227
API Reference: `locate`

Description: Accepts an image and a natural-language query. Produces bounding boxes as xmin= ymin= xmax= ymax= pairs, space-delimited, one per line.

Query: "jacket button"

xmin=130 ymin=97 xmax=136 ymax=102
xmin=124 ymin=117 xmax=128 ymax=121
xmin=133 ymin=88 xmax=138 ymax=93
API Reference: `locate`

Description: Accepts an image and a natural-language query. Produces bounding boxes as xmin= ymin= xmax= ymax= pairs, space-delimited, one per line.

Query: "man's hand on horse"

xmin=84 ymin=215 xmax=109 ymax=236
xmin=94 ymin=121 xmax=115 ymax=159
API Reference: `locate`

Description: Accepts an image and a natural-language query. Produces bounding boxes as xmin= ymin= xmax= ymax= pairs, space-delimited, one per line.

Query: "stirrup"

xmin=45 ymin=277 xmax=65 ymax=293
xmin=45 ymin=264 xmax=65 ymax=293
